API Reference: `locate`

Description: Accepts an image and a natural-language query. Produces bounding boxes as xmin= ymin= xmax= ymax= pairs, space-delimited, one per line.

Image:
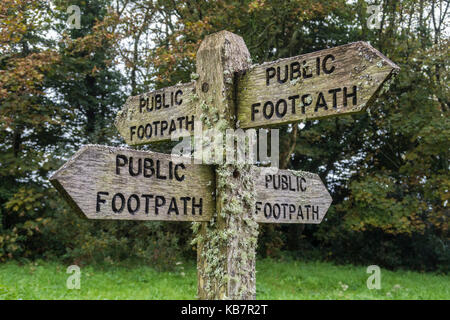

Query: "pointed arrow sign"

xmin=237 ymin=41 xmax=400 ymax=128
xmin=115 ymin=82 xmax=198 ymax=145
xmin=253 ymin=168 xmax=332 ymax=224
xmin=50 ymin=145 xmax=215 ymax=222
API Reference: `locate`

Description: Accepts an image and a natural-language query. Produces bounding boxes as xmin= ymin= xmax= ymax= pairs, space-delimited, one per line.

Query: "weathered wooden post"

xmin=193 ymin=31 xmax=258 ymax=300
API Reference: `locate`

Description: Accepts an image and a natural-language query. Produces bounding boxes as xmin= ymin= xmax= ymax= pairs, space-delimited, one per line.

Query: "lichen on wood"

xmin=194 ymin=31 xmax=258 ymax=300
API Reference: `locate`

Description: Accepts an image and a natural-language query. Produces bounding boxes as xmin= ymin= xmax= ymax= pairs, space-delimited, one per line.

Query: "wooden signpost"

xmin=51 ymin=30 xmax=399 ymax=300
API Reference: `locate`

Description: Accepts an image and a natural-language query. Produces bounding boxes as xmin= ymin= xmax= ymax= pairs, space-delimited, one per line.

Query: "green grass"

xmin=0 ymin=259 xmax=448 ymax=299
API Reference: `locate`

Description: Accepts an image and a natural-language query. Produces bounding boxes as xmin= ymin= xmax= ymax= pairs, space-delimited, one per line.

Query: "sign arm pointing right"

xmin=236 ymin=41 xmax=400 ymax=128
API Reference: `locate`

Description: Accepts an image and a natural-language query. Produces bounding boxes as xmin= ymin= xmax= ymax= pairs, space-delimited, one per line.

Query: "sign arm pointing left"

xmin=50 ymin=146 xmax=91 ymax=219
xmin=50 ymin=145 xmax=216 ymax=222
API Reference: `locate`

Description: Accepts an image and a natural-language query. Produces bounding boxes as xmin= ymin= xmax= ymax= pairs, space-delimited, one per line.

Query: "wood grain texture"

xmin=115 ymin=82 xmax=197 ymax=145
xmin=237 ymin=41 xmax=400 ymax=128
xmin=253 ymin=168 xmax=332 ymax=224
xmin=50 ymin=145 xmax=215 ymax=222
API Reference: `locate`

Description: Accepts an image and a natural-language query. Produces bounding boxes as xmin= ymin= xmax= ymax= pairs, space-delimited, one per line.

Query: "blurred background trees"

xmin=0 ymin=0 xmax=448 ymax=272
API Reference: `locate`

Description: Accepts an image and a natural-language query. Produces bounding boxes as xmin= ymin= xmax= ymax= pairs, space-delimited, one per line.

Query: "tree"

xmin=0 ymin=0 xmax=62 ymax=259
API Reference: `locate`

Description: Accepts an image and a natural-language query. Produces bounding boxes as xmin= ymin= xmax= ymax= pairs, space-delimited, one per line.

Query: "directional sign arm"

xmin=253 ymin=168 xmax=332 ymax=224
xmin=50 ymin=145 xmax=215 ymax=222
xmin=237 ymin=41 xmax=400 ymax=128
xmin=50 ymin=147 xmax=88 ymax=219
xmin=115 ymin=81 xmax=197 ymax=145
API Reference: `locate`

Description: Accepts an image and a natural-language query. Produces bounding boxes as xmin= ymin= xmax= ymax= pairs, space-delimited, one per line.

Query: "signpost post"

xmin=51 ymin=30 xmax=399 ymax=300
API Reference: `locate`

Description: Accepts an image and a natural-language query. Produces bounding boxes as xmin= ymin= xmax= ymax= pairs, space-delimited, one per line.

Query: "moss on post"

xmin=193 ymin=31 xmax=258 ymax=300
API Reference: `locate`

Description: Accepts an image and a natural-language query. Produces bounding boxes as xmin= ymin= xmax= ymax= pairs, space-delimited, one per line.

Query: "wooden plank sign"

xmin=237 ymin=41 xmax=400 ymax=128
xmin=50 ymin=145 xmax=215 ymax=221
xmin=253 ymin=168 xmax=332 ymax=224
xmin=115 ymin=82 xmax=197 ymax=145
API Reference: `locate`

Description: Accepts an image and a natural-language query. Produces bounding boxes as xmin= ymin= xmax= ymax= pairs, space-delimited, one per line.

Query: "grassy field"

xmin=0 ymin=259 xmax=448 ymax=300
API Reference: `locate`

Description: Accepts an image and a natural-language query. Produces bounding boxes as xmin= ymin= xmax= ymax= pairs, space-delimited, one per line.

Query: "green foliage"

xmin=278 ymin=0 xmax=449 ymax=271
xmin=0 ymin=259 xmax=448 ymax=299
xmin=257 ymin=224 xmax=286 ymax=258
xmin=0 ymin=0 xmax=448 ymax=272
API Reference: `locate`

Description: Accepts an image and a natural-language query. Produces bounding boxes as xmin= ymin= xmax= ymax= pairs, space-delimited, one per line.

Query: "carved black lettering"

xmin=264 ymin=203 xmax=272 ymax=218
xmin=141 ymin=194 xmax=153 ymax=214
xmin=96 ymin=191 xmax=108 ymax=212
xmin=281 ymin=203 xmax=288 ymax=219
xmin=160 ymin=120 xmax=168 ymax=136
xmin=344 ymin=86 xmax=357 ymax=107
xmin=139 ymin=96 xmax=147 ymax=112
xmin=263 ymin=101 xmax=274 ymax=119
xmin=277 ymin=65 xmax=288 ymax=84
xmin=168 ymin=161 xmax=173 ymax=180
xmin=302 ymin=61 xmax=312 ymax=79
xmin=155 ymin=94 xmax=162 ymax=109
xmin=152 ymin=121 xmax=160 ymax=136
xmin=116 ymin=154 xmax=128 ymax=175
xmin=289 ymin=204 xmax=296 ymax=219
xmin=316 ymin=57 xmax=321 ymax=76
xmin=251 ymin=103 xmax=260 ymax=121
xmin=281 ymin=175 xmax=288 ymax=189
xmin=130 ymin=126 xmax=136 ymax=141
xmin=112 ymin=193 xmax=125 ymax=213
xmin=288 ymin=95 xmax=299 ymax=114
xmin=299 ymin=177 xmax=307 ymax=191
xmin=145 ymin=123 xmax=152 ymax=138
xmin=328 ymin=88 xmax=341 ymax=109
xmin=273 ymin=175 xmax=280 ymax=190
xmin=143 ymin=158 xmax=154 ymax=178
xmin=162 ymin=93 xmax=170 ymax=108
xmin=288 ymin=176 xmax=296 ymax=191
xmin=155 ymin=196 xmax=166 ymax=215
xmin=174 ymin=163 xmax=185 ymax=181
xmin=273 ymin=204 xmax=280 ymax=219
xmin=137 ymin=125 xmax=145 ymax=139
xmin=315 ymin=92 xmax=328 ymax=111
xmin=322 ymin=54 xmax=335 ymax=74
xmin=312 ymin=205 xmax=319 ymax=220
xmin=266 ymin=67 xmax=276 ymax=86
xmin=175 ymin=90 xmax=183 ymax=105
xmin=127 ymin=194 xmax=140 ymax=214
xmin=156 ymin=160 xmax=167 ymax=180
xmin=255 ymin=201 xmax=262 ymax=215
xmin=290 ymin=61 xmax=301 ymax=80
xmin=180 ymin=197 xmax=191 ymax=215
xmin=168 ymin=197 xmax=179 ymax=215
xmin=305 ymin=205 xmax=311 ymax=219
xmin=186 ymin=115 xmax=195 ymax=131
xmin=168 ymin=119 xmax=177 ymax=135
xmin=297 ymin=205 xmax=304 ymax=219
xmin=265 ymin=174 xmax=272 ymax=188
xmin=275 ymin=99 xmax=287 ymax=118
xmin=129 ymin=157 xmax=142 ymax=176
xmin=192 ymin=197 xmax=203 ymax=215
xmin=301 ymin=94 xmax=312 ymax=114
